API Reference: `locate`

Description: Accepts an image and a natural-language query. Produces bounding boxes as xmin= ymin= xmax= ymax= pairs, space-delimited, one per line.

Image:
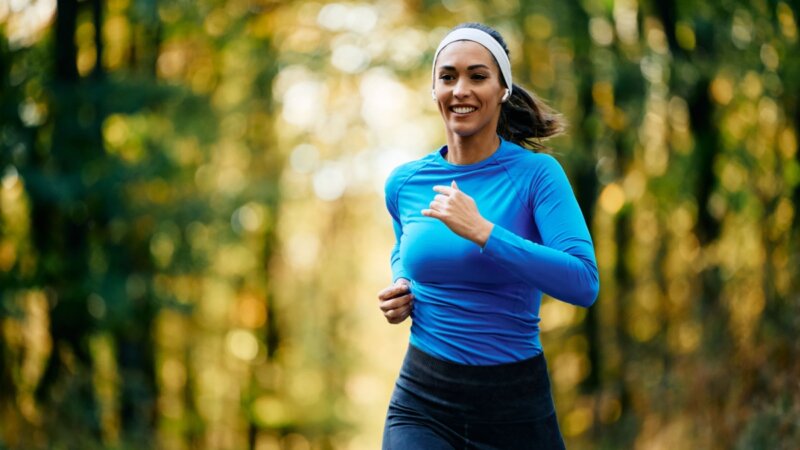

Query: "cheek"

xmin=482 ymin=87 xmax=504 ymax=104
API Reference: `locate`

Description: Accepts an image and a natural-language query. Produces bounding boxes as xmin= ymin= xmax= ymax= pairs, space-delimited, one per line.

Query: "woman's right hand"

xmin=377 ymin=278 xmax=413 ymax=324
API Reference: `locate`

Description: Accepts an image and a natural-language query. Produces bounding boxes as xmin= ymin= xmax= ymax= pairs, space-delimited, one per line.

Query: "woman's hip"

xmin=392 ymin=343 xmax=556 ymax=423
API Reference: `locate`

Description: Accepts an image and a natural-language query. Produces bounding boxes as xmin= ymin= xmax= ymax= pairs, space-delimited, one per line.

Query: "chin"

xmin=448 ymin=124 xmax=482 ymax=138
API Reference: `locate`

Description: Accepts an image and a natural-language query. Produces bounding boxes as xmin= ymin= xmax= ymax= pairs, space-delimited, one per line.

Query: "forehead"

xmin=435 ymin=40 xmax=497 ymax=70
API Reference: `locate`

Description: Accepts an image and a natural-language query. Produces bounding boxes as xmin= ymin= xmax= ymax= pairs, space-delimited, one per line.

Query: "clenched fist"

xmin=421 ymin=180 xmax=494 ymax=246
xmin=377 ymin=278 xmax=413 ymax=324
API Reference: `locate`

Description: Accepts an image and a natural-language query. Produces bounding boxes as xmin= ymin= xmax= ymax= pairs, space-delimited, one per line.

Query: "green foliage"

xmin=1 ymin=0 xmax=799 ymax=449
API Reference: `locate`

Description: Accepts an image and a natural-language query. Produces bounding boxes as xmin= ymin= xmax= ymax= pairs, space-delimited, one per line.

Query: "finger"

xmin=379 ymin=294 xmax=413 ymax=311
xmin=385 ymin=305 xmax=412 ymax=323
xmin=378 ymin=288 xmax=409 ymax=302
xmin=451 ymin=180 xmax=459 ymax=190
xmin=378 ymin=284 xmax=410 ymax=300
xmin=428 ymin=200 xmax=446 ymax=211
xmin=392 ymin=307 xmax=412 ymax=323
xmin=377 ymin=286 xmax=396 ymax=299
xmin=383 ymin=309 xmax=404 ymax=323
xmin=432 ymin=185 xmax=454 ymax=195
xmin=421 ymin=208 xmax=443 ymax=219
xmin=379 ymin=293 xmax=413 ymax=310
xmin=434 ymin=194 xmax=448 ymax=203
xmin=384 ymin=304 xmax=410 ymax=319
xmin=383 ymin=298 xmax=413 ymax=314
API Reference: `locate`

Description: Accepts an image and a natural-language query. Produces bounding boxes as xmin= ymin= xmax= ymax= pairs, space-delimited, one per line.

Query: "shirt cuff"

xmin=480 ymin=223 xmax=517 ymax=256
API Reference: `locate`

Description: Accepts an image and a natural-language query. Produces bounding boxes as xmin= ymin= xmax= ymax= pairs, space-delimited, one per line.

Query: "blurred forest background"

xmin=1 ymin=0 xmax=799 ymax=449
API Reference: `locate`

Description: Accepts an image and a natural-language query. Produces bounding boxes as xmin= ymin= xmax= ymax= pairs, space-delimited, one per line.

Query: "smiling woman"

xmin=432 ymin=23 xmax=565 ymax=154
xmin=377 ymin=22 xmax=599 ymax=449
xmin=433 ymin=39 xmax=508 ymax=158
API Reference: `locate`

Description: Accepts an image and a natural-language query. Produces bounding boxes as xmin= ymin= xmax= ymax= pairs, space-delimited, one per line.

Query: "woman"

xmin=378 ymin=22 xmax=599 ymax=449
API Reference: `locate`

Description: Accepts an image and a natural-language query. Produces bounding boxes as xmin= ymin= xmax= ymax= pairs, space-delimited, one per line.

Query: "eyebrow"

xmin=438 ymin=64 xmax=491 ymax=71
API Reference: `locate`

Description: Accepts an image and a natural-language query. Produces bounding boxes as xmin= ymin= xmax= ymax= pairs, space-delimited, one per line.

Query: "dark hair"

xmin=453 ymin=22 xmax=566 ymax=151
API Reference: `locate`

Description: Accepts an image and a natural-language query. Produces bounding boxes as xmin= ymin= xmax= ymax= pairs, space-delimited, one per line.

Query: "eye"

xmin=439 ymin=74 xmax=455 ymax=81
xmin=471 ymin=73 xmax=488 ymax=80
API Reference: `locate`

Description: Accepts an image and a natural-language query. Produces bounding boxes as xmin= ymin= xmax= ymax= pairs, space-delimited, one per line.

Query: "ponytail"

xmin=498 ymin=83 xmax=567 ymax=151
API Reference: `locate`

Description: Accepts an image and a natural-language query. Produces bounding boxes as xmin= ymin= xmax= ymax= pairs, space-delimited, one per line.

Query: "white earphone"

xmin=431 ymin=89 xmax=437 ymax=101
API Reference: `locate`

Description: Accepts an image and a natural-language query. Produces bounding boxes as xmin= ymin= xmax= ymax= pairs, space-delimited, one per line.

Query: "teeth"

xmin=452 ymin=106 xmax=476 ymax=114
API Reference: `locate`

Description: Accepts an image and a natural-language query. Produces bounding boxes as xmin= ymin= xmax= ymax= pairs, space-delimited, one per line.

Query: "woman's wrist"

xmin=473 ymin=219 xmax=494 ymax=247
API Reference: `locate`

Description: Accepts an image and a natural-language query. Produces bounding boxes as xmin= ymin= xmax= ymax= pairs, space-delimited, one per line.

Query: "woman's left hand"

xmin=422 ymin=180 xmax=494 ymax=247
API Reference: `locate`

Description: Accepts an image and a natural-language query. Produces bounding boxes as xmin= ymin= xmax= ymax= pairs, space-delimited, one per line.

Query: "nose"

xmin=453 ymin=78 xmax=470 ymax=99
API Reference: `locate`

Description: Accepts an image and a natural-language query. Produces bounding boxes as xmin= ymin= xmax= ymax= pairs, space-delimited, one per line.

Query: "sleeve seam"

xmin=388 ymin=156 xmax=435 ymax=220
xmin=493 ymin=153 xmax=536 ymax=218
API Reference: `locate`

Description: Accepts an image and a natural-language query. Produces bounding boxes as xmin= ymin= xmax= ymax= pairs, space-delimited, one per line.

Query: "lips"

xmin=450 ymin=105 xmax=477 ymax=114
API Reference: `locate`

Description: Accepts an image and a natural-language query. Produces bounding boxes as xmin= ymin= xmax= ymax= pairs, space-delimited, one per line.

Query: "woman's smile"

xmin=450 ymin=104 xmax=478 ymax=114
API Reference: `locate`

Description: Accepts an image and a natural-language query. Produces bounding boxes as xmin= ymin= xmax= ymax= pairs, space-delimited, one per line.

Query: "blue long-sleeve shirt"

xmin=385 ymin=137 xmax=599 ymax=365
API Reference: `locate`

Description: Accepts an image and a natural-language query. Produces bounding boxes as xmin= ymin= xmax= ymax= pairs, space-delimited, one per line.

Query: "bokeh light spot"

xmin=599 ymin=183 xmax=625 ymax=214
xmin=227 ymin=329 xmax=259 ymax=362
xmin=312 ymin=162 xmax=347 ymax=201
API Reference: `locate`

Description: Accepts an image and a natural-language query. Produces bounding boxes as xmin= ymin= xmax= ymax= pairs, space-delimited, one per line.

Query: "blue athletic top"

xmin=385 ymin=137 xmax=599 ymax=365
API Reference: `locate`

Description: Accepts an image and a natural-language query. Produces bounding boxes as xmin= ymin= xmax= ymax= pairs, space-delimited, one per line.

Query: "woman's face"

xmin=433 ymin=40 xmax=506 ymax=140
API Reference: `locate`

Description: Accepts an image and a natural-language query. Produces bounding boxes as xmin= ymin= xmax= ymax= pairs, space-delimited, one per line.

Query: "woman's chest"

xmin=397 ymin=173 xmax=538 ymax=284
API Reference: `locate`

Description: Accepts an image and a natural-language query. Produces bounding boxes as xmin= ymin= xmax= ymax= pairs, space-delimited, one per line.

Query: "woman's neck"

xmin=444 ymin=131 xmax=501 ymax=165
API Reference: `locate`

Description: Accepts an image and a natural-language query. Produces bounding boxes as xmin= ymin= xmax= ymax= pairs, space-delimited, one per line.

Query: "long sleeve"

xmin=480 ymin=155 xmax=599 ymax=307
xmin=385 ymin=173 xmax=409 ymax=283
xmin=388 ymin=213 xmax=408 ymax=283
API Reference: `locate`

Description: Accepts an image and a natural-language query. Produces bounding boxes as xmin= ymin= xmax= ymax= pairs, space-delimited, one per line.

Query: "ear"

xmin=501 ymin=88 xmax=510 ymax=103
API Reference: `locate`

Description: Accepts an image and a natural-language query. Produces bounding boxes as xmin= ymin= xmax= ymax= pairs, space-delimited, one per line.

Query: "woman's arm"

xmin=480 ymin=155 xmax=599 ymax=306
xmin=381 ymin=178 xmax=413 ymax=323
xmin=423 ymin=156 xmax=599 ymax=307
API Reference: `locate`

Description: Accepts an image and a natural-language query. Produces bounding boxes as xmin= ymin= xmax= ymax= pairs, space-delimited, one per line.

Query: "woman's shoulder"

xmin=385 ymin=150 xmax=439 ymax=194
xmin=497 ymin=140 xmax=565 ymax=179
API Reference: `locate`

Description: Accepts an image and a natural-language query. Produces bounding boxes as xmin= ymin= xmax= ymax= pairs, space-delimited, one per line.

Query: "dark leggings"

xmin=382 ymin=344 xmax=566 ymax=450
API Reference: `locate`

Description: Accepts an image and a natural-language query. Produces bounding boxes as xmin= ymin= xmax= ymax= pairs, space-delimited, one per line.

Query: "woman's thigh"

xmin=383 ymin=420 xmax=455 ymax=449
xmin=382 ymin=386 xmax=461 ymax=450
xmin=383 ymin=409 xmax=566 ymax=450
xmin=467 ymin=412 xmax=566 ymax=450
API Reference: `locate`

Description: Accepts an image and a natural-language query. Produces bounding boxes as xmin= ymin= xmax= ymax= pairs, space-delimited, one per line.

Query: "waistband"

xmin=394 ymin=344 xmax=555 ymax=422
xmin=405 ymin=342 xmax=548 ymax=385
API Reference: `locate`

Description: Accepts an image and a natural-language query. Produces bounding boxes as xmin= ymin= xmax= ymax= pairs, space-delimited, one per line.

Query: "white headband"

xmin=431 ymin=28 xmax=513 ymax=94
